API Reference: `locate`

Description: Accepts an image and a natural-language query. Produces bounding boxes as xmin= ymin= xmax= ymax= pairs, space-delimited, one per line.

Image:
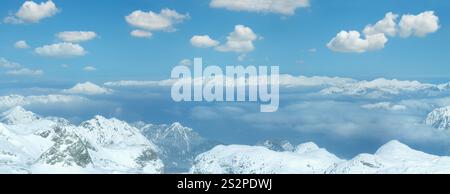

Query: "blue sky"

xmin=1 ymin=0 xmax=449 ymax=85
xmin=2 ymin=0 xmax=450 ymax=158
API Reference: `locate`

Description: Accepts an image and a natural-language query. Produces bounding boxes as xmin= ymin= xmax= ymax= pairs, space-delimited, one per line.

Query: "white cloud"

xmin=125 ymin=8 xmax=189 ymax=33
xmin=327 ymin=31 xmax=387 ymax=53
xmin=14 ymin=40 xmax=30 ymax=49
xmin=178 ymin=59 xmax=192 ymax=66
xmin=399 ymin=11 xmax=440 ymax=37
xmin=0 ymin=94 xmax=87 ymax=110
xmin=6 ymin=68 xmax=44 ymax=76
xmin=57 ymin=31 xmax=98 ymax=43
xmin=3 ymin=0 xmax=59 ymax=24
xmin=83 ymin=66 xmax=96 ymax=72
xmin=61 ymin=64 xmax=69 ymax=68
xmin=210 ymin=0 xmax=310 ymax=15
xmin=216 ymin=25 xmax=259 ymax=53
xmin=363 ymin=12 xmax=399 ymax=37
xmin=0 ymin=58 xmax=22 ymax=69
xmin=361 ymin=102 xmax=407 ymax=111
xmin=35 ymin=42 xmax=86 ymax=58
xmin=238 ymin=54 xmax=246 ymax=61
xmin=63 ymin=82 xmax=112 ymax=95
xmin=130 ymin=30 xmax=153 ymax=38
xmin=0 ymin=58 xmax=42 ymax=76
xmin=328 ymin=11 xmax=440 ymax=53
xmin=104 ymin=80 xmax=175 ymax=88
xmin=190 ymin=35 xmax=219 ymax=48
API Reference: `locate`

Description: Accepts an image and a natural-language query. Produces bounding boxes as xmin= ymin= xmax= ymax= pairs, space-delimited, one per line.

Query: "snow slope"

xmin=191 ymin=140 xmax=450 ymax=174
xmin=326 ymin=140 xmax=450 ymax=174
xmin=190 ymin=142 xmax=343 ymax=174
xmin=0 ymin=106 xmax=163 ymax=174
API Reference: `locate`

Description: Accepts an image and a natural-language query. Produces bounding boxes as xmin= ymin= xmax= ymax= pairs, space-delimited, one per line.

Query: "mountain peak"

xmin=167 ymin=122 xmax=192 ymax=132
xmin=426 ymin=106 xmax=450 ymax=130
xmin=0 ymin=106 xmax=39 ymax=125
xmin=375 ymin=140 xmax=413 ymax=156
xmin=295 ymin=142 xmax=320 ymax=154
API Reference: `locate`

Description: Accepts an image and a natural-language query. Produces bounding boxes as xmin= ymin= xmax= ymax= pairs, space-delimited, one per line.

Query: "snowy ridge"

xmin=190 ymin=143 xmax=343 ymax=174
xmin=0 ymin=106 xmax=163 ymax=174
xmin=326 ymin=140 xmax=450 ymax=174
xmin=135 ymin=121 xmax=217 ymax=173
xmin=191 ymin=140 xmax=450 ymax=174
xmin=0 ymin=106 xmax=40 ymax=125
xmin=425 ymin=106 xmax=450 ymax=130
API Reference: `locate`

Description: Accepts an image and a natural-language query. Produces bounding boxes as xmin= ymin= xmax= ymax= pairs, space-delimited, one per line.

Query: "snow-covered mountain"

xmin=134 ymin=121 xmax=217 ymax=173
xmin=190 ymin=142 xmax=343 ymax=174
xmin=2 ymin=107 xmax=450 ymax=174
xmin=326 ymin=140 xmax=450 ymax=174
xmin=191 ymin=140 xmax=450 ymax=174
xmin=425 ymin=106 xmax=450 ymax=130
xmin=257 ymin=139 xmax=295 ymax=152
xmin=0 ymin=106 xmax=163 ymax=174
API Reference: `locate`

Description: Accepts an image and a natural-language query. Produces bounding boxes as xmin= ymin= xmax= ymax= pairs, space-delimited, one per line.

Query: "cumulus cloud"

xmin=63 ymin=82 xmax=112 ymax=95
xmin=210 ymin=0 xmax=310 ymax=15
xmin=328 ymin=11 xmax=440 ymax=53
xmin=130 ymin=30 xmax=153 ymax=38
xmin=363 ymin=12 xmax=399 ymax=37
xmin=216 ymin=25 xmax=259 ymax=53
xmin=35 ymin=42 xmax=86 ymax=58
xmin=14 ymin=40 xmax=30 ymax=49
xmin=83 ymin=66 xmax=97 ymax=72
xmin=3 ymin=0 xmax=59 ymax=24
xmin=0 ymin=58 xmax=21 ymax=69
xmin=399 ymin=11 xmax=440 ymax=37
xmin=6 ymin=68 xmax=43 ymax=76
xmin=190 ymin=35 xmax=219 ymax=48
xmin=56 ymin=31 xmax=98 ymax=43
xmin=125 ymin=8 xmax=189 ymax=36
xmin=327 ymin=31 xmax=387 ymax=53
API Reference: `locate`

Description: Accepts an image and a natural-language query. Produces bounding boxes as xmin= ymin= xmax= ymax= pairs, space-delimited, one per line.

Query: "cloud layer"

xmin=0 ymin=58 xmax=43 ymax=77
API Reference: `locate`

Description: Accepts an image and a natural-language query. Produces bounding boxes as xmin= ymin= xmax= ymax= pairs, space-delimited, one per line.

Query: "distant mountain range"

xmin=1 ymin=106 xmax=450 ymax=174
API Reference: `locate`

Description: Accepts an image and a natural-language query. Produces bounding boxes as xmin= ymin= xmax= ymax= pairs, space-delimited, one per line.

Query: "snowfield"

xmin=191 ymin=141 xmax=450 ymax=174
xmin=0 ymin=106 xmax=163 ymax=174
